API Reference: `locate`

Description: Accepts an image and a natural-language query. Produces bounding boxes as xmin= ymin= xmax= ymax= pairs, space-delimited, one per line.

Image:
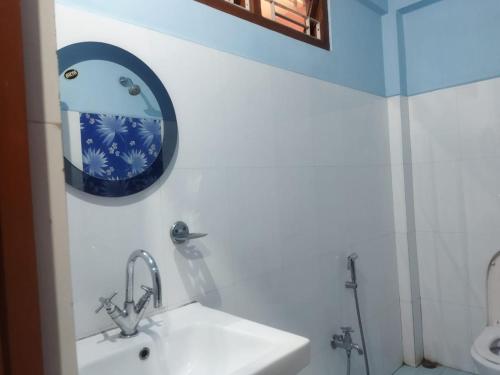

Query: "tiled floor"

xmin=394 ymin=366 xmax=475 ymax=375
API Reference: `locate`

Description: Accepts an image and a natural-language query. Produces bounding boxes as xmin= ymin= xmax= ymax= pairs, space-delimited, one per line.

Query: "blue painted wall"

xmin=370 ymin=0 xmax=388 ymax=13
xmin=358 ymin=0 xmax=388 ymax=14
xmin=56 ymin=0 xmax=387 ymax=96
xmin=383 ymin=0 xmax=500 ymax=96
xmin=404 ymin=0 xmax=500 ymax=96
xmin=382 ymin=0 xmax=418 ymax=96
xmin=57 ymin=0 xmax=500 ymax=97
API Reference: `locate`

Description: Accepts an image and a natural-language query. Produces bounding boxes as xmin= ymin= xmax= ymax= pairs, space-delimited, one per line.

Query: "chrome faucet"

xmin=96 ymin=249 xmax=162 ymax=337
xmin=331 ymin=327 xmax=364 ymax=356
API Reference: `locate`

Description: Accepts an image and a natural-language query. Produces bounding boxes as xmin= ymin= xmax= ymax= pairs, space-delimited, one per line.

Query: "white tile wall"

xmin=421 ymin=300 xmax=483 ymax=373
xmin=388 ymin=95 xmax=422 ymax=366
xmin=407 ymin=77 xmax=500 ymax=373
xmin=57 ymin=5 xmax=402 ymax=374
xmin=400 ymin=300 xmax=417 ymax=364
xmin=408 ymin=89 xmax=461 ymax=164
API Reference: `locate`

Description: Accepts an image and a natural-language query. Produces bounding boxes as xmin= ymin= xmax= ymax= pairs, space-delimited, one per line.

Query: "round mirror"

xmin=58 ymin=42 xmax=178 ymax=197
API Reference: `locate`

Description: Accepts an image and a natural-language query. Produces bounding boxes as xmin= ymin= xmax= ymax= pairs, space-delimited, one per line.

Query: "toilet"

xmin=472 ymin=252 xmax=500 ymax=374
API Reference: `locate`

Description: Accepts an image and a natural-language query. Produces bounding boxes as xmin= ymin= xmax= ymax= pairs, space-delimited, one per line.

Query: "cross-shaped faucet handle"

xmin=95 ymin=291 xmax=118 ymax=314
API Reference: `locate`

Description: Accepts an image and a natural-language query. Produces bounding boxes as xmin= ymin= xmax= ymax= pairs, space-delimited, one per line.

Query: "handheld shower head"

xmin=346 ymin=253 xmax=359 ymax=289
xmin=347 ymin=253 xmax=358 ymax=270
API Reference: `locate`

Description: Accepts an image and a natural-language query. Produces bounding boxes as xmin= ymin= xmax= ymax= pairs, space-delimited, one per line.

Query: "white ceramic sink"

xmin=77 ymin=303 xmax=310 ymax=375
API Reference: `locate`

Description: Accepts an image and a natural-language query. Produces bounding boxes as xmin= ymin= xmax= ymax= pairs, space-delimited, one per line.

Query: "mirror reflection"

xmin=57 ymin=42 xmax=178 ymax=197
xmin=60 ymin=60 xmax=163 ymax=180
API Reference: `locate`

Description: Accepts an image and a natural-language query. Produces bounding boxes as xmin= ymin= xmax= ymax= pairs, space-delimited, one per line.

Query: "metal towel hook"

xmin=170 ymin=221 xmax=207 ymax=244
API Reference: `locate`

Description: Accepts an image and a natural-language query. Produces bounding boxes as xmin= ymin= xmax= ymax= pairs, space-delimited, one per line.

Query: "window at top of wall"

xmin=195 ymin=0 xmax=330 ymax=50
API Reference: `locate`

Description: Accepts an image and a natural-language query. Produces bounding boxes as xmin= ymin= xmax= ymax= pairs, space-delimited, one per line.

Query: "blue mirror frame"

xmin=57 ymin=42 xmax=178 ymax=197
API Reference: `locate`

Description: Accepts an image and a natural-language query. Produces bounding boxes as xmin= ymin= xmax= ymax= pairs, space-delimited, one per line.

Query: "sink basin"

xmin=77 ymin=302 xmax=310 ymax=375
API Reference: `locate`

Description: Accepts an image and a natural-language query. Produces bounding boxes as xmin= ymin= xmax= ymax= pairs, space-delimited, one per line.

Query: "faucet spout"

xmin=352 ymin=343 xmax=364 ymax=355
xmin=126 ymin=249 xmax=162 ymax=308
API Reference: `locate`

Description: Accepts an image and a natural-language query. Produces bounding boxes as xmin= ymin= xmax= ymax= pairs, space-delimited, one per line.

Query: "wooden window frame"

xmin=196 ymin=0 xmax=330 ymax=50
